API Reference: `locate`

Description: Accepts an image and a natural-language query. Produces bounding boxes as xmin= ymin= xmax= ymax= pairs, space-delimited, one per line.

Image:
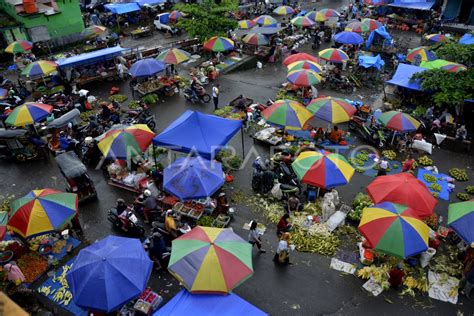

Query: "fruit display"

xmin=356 ymin=167 xmax=365 ymax=173
xmin=457 ymin=193 xmax=470 ymax=201
xmin=356 ymin=151 xmax=369 ymax=162
xmin=108 ymin=94 xmax=128 ymax=103
xmin=128 ymin=100 xmax=141 ymax=110
xmin=423 ymin=213 xmax=439 ymax=229
xmin=448 ymin=168 xmax=469 ymax=181
xmin=348 ymin=193 xmax=373 ymax=222
xmin=417 ymin=155 xmax=433 ymax=166
xmin=465 ymin=186 xmax=474 ymax=194
xmin=142 ymin=93 xmax=159 ymax=105
xmin=403 ymin=275 xmax=429 ymax=293
xmin=381 ymin=150 xmax=397 ymax=160
xmin=17 ymin=252 xmax=49 ymax=283
xmin=348 ymin=158 xmax=364 ymax=166
xmin=429 ymin=183 xmax=442 ymax=192
xmin=197 ymin=215 xmax=214 ymax=227
xmin=432 ymin=192 xmax=439 ymax=198
xmin=289 ymin=227 xmax=340 ymax=256
xmin=423 ymin=174 xmax=437 ymax=183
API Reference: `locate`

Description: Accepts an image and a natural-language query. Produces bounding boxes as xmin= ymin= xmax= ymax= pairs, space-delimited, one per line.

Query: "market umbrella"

xmin=283 ymin=52 xmax=319 ymax=66
xmin=378 ymin=111 xmax=420 ymax=132
xmin=287 ymin=60 xmax=323 ymax=74
xmin=440 ymin=62 xmax=467 ymax=72
xmin=364 ymin=0 xmax=386 ymax=5
xmin=334 ymin=31 xmax=364 ymax=45
xmin=292 ymin=150 xmax=354 ymax=188
xmin=253 ymin=15 xmax=277 ymax=27
xmin=305 ymin=11 xmax=326 ymax=22
xmin=291 ymin=16 xmax=316 ymax=28
xmin=273 ymin=5 xmax=294 ymax=15
xmin=420 ymin=59 xmax=466 ymax=73
xmin=5 ymin=102 xmax=53 ymax=126
xmin=0 ymin=211 xmax=8 ymax=240
xmin=319 ymin=8 xmax=340 ymax=18
xmin=8 ymin=189 xmax=78 ymax=238
xmin=169 ymin=10 xmax=183 ymax=21
xmin=318 ymin=48 xmax=349 ymax=63
xmin=366 ymin=173 xmax=437 ymax=218
xmin=287 ymin=69 xmax=322 ymax=86
xmin=425 ymin=33 xmax=447 ymax=43
xmin=448 ymin=200 xmax=474 ymax=246
xmin=203 ymin=36 xmax=235 ymax=52
xmin=67 ymin=236 xmax=152 ymax=312
xmin=163 ymin=156 xmax=224 ymax=200
xmin=242 ymin=33 xmax=269 ymax=46
xmin=168 ymin=226 xmax=253 ymax=294
xmin=21 ymin=60 xmax=57 ymax=77
xmin=238 ymin=19 xmax=256 ymax=29
xmin=307 ymin=96 xmax=356 ymax=124
xmin=5 ymin=40 xmax=32 ymax=54
xmin=261 ymin=99 xmax=312 ymax=130
xmin=129 ymin=58 xmax=166 ymax=77
xmin=406 ymin=47 xmax=436 ymax=63
xmin=156 ymin=48 xmax=191 ymax=65
xmin=358 ymin=202 xmax=430 ymax=258
xmin=361 ymin=18 xmax=383 ymax=32
xmin=345 ymin=21 xmax=368 ymax=33
xmin=97 ymin=124 xmax=155 ymax=160
xmin=81 ymin=25 xmax=107 ymax=38
xmin=0 ymin=88 xmax=7 ymax=100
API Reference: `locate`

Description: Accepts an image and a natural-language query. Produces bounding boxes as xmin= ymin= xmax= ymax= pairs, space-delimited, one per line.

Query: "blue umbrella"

xmin=459 ymin=33 xmax=474 ymax=45
xmin=163 ymin=156 xmax=224 ymax=200
xmin=66 ymin=236 xmax=153 ymax=312
xmin=129 ymin=58 xmax=166 ymax=77
xmin=334 ymin=31 xmax=364 ymax=45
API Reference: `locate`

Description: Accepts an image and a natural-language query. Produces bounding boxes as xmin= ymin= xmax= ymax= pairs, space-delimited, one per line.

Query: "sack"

xmin=271 ymin=183 xmax=283 ymax=200
xmin=278 ymin=250 xmax=288 ymax=263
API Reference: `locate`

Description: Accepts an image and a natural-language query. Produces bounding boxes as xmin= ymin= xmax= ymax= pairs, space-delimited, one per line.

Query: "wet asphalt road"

xmin=2 ymin=0 xmax=474 ymax=315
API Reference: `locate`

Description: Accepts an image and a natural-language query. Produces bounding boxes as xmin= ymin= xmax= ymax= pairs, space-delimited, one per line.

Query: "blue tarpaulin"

xmin=459 ymin=33 xmax=474 ymax=45
xmin=153 ymin=290 xmax=267 ymax=316
xmin=417 ymin=169 xmax=451 ymax=201
xmin=366 ymin=26 xmax=393 ymax=49
xmin=389 ymin=0 xmax=435 ymax=10
xmin=386 ymin=63 xmax=425 ymax=91
xmin=104 ymin=3 xmax=141 ymax=14
xmin=152 ymin=110 xmax=243 ymax=159
xmin=57 ymin=46 xmax=124 ymax=69
xmin=135 ymin=0 xmax=165 ymax=6
xmin=358 ymin=55 xmax=385 ymax=70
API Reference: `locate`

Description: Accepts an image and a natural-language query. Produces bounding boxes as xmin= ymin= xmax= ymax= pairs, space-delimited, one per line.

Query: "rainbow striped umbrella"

xmin=5 ymin=102 xmax=53 ymax=126
xmin=425 ymin=33 xmax=447 ymax=43
xmin=420 ymin=59 xmax=466 ymax=73
xmin=307 ymin=97 xmax=356 ymax=124
xmin=5 ymin=40 xmax=32 ymax=54
xmin=318 ymin=48 xmax=349 ymax=63
xmin=156 ymin=48 xmax=191 ymax=65
xmin=305 ymin=11 xmax=317 ymax=21
xmin=345 ymin=21 xmax=369 ymax=33
xmin=318 ymin=8 xmax=340 ymax=18
xmin=291 ymin=16 xmax=316 ymax=28
xmin=261 ymin=99 xmax=312 ymax=130
xmin=21 ymin=60 xmax=57 ymax=77
xmin=203 ymin=36 xmax=235 ymax=52
xmin=361 ymin=18 xmax=383 ymax=31
xmin=81 ymin=25 xmax=107 ymax=38
xmin=97 ymin=124 xmax=155 ymax=160
xmin=242 ymin=33 xmax=269 ymax=46
xmin=283 ymin=52 xmax=319 ymax=65
xmin=287 ymin=69 xmax=322 ymax=86
xmin=441 ymin=62 xmax=467 ymax=72
xmin=0 ymin=211 xmax=7 ymax=240
xmin=273 ymin=5 xmax=294 ymax=15
xmin=364 ymin=0 xmax=386 ymax=5
xmin=238 ymin=19 xmax=256 ymax=29
xmin=253 ymin=15 xmax=277 ymax=27
xmin=378 ymin=111 xmax=420 ymax=132
xmin=0 ymin=88 xmax=7 ymax=100
xmin=448 ymin=200 xmax=474 ymax=246
xmin=406 ymin=47 xmax=436 ymax=63
xmin=9 ymin=189 xmax=78 ymax=238
xmin=168 ymin=226 xmax=253 ymax=294
xmin=169 ymin=10 xmax=183 ymax=21
xmin=287 ymin=60 xmax=323 ymax=74
xmin=359 ymin=202 xmax=430 ymax=258
xmin=292 ymin=150 xmax=354 ymax=188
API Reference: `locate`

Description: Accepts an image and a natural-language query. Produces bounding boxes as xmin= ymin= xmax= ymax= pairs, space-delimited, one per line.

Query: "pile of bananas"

xmin=356 ymin=152 xmax=369 ymax=162
xmin=417 ymin=155 xmax=433 ymax=166
xmin=432 ymin=192 xmax=439 ymax=198
xmin=403 ymin=276 xmax=429 ymax=292
xmin=357 ymin=265 xmax=391 ymax=284
xmin=466 ymin=186 xmax=474 ymax=194
xmin=355 ymin=167 xmax=365 ymax=173
xmin=457 ymin=193 xmax=470 ymax=201
xmin=381 ymin=150 xmax=397 ymax=160
xmin=303 ymin=202 xmax=322 ymax=215
xmin=448 ymin=168 xmax=469 ymax=181
xmin=290 ymin=227 xmax=340 ymax=256
xmin=429 ymin=183 xmax=442 ymax=192
xmin=423 ymin=174 xmax=437 ymax=183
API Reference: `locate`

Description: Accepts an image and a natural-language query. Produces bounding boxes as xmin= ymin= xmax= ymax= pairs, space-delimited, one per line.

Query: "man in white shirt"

xmin=212 ymin=84 xmax=220 ymax=110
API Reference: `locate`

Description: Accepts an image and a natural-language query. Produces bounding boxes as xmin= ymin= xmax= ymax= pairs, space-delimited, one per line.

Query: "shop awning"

xmin=386 ymin=63 xmax=426 ymax=91
xmin=388 ymin=0 xmax=435 ymax=10
xmin=359 ymin=54 xmax=385 ymax=70
xmin=104 ymin=3 xmax=141 ymax=14
xmin=57 ymin=46 xmax=124 ymax=69
xmin=153 ymin=290 xmax=267 ymax=316
xmin=134 ymin=0 xmax=165 ymax=7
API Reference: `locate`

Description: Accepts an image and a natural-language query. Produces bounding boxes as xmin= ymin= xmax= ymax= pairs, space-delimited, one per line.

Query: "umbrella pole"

xmin=153 ymin=144 xmax=157 ymax=168
xmin=241 ymin=127 xmax=245 ymax=159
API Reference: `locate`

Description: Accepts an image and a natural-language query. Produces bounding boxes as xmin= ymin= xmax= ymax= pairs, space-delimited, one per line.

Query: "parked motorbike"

xmin=143 ymin=232 xmax=171 ymax=269
xmin=183 ymin=86 xmax=211 ymax=104
xmin=107 ymin=207 xmax=145 ymax=236
xmin=251 ymin=157 xmax=275 ymax=194
xmin=349 ymin=116 xmax=386 ymax=148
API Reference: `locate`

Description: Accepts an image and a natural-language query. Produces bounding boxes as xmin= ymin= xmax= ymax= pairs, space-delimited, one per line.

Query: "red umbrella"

xmin=366 ymin=173 xmax=437 ymax=218
xmin=283 ymin=53 xmax=319 ymax=66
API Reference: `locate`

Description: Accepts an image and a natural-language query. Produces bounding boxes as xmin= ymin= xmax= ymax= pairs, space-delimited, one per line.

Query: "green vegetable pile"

xmin=417 ymin=155 xmax=433 ymax=166
xmin=466 ymin=186 xmax=474 ymax=194
xmin=449 ymin=168 xmax=469 ymax=181
xmin=429 ymin=183 xmax=441 ymax=192
xmin=348 ymin=158 xmax=364 ymax=166
xmin=356 ymin=167 xmax=365 ymax=173
xmin=457 ymin=193 xmax=470 ymax=201
xmin=197 ymin=215 xmax=214 ymax=227
xmin=108 ymin=94 xmax=128 ymax=103
xmin=142 ymin=93 xmax=159 ymax=105
xmin=423 ymin=174 xmax=437 ymax=183
xmin=381 ymin=150 xmax=396 ymax=160
xmin=348 ymin=193 xmax=373 ymax=223
xmin=128 ymin=100 xmax=141 ymax=109
xmin=216 ymin=149 xmax=242 ymax=171
xmin=356 ymin=151 xmax=369 ymax=161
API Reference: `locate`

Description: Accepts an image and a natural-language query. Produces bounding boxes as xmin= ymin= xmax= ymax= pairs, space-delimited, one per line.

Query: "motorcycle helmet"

xmin=117 ymin=198 xmax=125 ymax=204
xmin=143 ymin=189 xmax=151 ymax=197
xmin=84 ymin=137 xmax=94 ymax=146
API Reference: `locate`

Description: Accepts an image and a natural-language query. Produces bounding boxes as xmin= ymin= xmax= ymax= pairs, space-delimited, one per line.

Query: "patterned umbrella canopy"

xmin=129 ymin=58 xmax=166 ymax=77
xmin=378 ymin=111 xmax=420 ymax=132
xmin=253 ymin=15 xmax=277 ymax=27
xmin=261 ymin=99 xmax=312 ymax=130
xmin=334 ymin=31 xmax=364 ymax=45
xmin=238 ymin=19 xmax=256 ymax=29
xmin=242 ymin=33 xmax=269 ymax=46
xmin=287 ymin=69 xmax=322 ymax=86
xmin=319 ymin=8 xmax=340 ymax=18
xmin=283 ymin=52 xmax=319 ymax=65
xmin=292 ymin=150 xmax=354 ymax=188
xmin=364 ymin=0 xmax=386 ymax=5
xmin=156 ymin=48 xmax=191 ymax=65
xmin=448 ymin=200 xmax=474 ymax=246
xmin=420 ymin=59 xmax=466 ymax=73
xmin=406 ymin=47 xmax=436 ymax=63
xmin=169 ymin=10 xmax=183 ymax=21
xmin=168 ymin=226 xmax=253 ymax=294
xmin=318 ymin=48 xmax=349 ymax=63
xmin=425 ymin=33 xmax=447 ymax=43
xmin=0 ymin=88 xmax=8 ymax=100
xmin=287 ymin=60 xmax=323 ymax=73
xmin=97 ymin=124 xmax=155 ymax=160
xmin=307 ymin=97 xmax=356 ymax=124
xmin=273 ymin=5 xmax=294 ymax=15
xmin=305 ymin=11 xmax=326 ymax=22
xmin=361 ymin=18 xmax=383 ymax=31
xmin=81 ymin=25 xmax=107 ymax=38
xmin=291 ymin=16 xmax=316 ymax=28
xmin=0 ymin=211 xmax=8 ymax=240
xmin=5 ymin=40 xmax=32 ymax=54
xmin=21 ymin=60 xmax=57 ymax=77
xmin=9 ymin=189 xmax=78 ymax=238
xmin=203 ymin=36 xmax=235 ymax=52
xmin=345 ymin=21 xmax=369 ymax=33
xmin=359 ymin=202 xmax=430 ymax=258
xmin=5 ymin=102 xmax=53 ymax=126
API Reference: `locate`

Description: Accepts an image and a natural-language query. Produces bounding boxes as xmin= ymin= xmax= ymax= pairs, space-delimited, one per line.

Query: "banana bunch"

xmin=423 ymin=174 xmax=437 ymax=183
xmin=417 ymin=155 xmax=433 ymax=166
xmin=356 ymin=152 xmax=369 ymax=162
xmin=356 ymin=265 xmax=390 ymax=283
xmin=457 ymin=193 xmax=470 ymax=201
xmin=429 ymin=183 xmax=442 ymax=192
xmin=403 ymin=276 xmax=428 ymax=292
xmin=290 ymin=228 xmax=340 ymax=256
xmin=465 ymin=186 xmax=474 ymax=194
xmin=432 ymin=192 xmax=439 ymax=198
xmin=356 ymin=167 xmax=365 ymax=173
xmin=381 ymin=150 xmax=397 ymax=160
xmin=448 ymin=168 xmax=469 ymax=181
xmin=400 ymin=287 xmax=416 ymax=297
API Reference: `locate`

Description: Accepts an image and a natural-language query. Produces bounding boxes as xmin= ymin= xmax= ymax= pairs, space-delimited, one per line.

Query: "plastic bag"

xmin=271 ymin=183 xmax=282 ymax=200
xmin=326 ymin=211 xmax=346 ymax=232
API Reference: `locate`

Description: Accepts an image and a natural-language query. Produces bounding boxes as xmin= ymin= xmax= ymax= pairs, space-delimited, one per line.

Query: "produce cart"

xmin=135 ymin=77 xmax=179 ymax=97
xmin=173 ymin=201 xmax=205 ymax=221
xmin=131 ymin=26 xmax=154 ymax=39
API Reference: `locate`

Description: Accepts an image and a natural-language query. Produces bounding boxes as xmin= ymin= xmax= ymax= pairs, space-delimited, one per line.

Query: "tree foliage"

xmin=433 ymin=42 xmax=474 ymax=66
xmin=174 ymin=0 xmax=238 ymax=41
xmin=411 ymin=68 xmax=474 ymax=108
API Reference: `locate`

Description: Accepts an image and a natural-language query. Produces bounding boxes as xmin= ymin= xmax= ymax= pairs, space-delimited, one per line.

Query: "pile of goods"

xmin=423 ymin=173 xmax=437 ymax=183
xmin=197 ymin=215 xmax=214 ymax=227
xmin=108 ymin=94 xmax=128 ymax=103
xmin=457 ymin=193 xmax=470 ymax=201
xmin=290 ymin=227 xmax=340 ymax=256
xmin=17 ymin=252 xmax=48 ymax=283
xmin=417 ymin=155 xmax=433 ymax=166
xmin=142 ymin=93 xmax=159 ymax=105
xmin=347 ymin=193 xmax=373 ymax=223
xmin=429 ymin=183 xmax=442 ymax=192
xmin=137 ymin=77 xmax=178 ymax=95
xmin=214 ymin=106 xmax=244 ymax=120
xmin=381 ymin=150 xmax=397 ymax=160
xmin=448 ymin=168 xmax=469 ymax=181
xmin=423 ymin=213 xmax=439 ymax=230
xmin=215 ymin=149 xmax=242 ymax=171
xmin=466 ymin=186 xmax=474 ymax=194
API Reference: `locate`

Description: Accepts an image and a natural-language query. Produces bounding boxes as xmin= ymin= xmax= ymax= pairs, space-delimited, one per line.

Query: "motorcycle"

xmin=274 ymin=161 xmax=302 ymax=195
xmin=107 ymin=207 xmax=145 ymax=236
xmin=143 ymin=232 xmax=171 ymax=269
xmin=183 ymin=86 xmax=211 ymax=104
xmin=349 ymin=116 xmax=386 ymax=148
xmin=251 ymin=157 xmax=275 ymax=194
xmin=150 ymin=220 xmax=191 ymax=247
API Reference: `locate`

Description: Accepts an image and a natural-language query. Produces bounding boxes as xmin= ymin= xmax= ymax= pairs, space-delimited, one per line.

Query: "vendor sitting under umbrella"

xmin=328 ymin=125 xmax=344 ymax=144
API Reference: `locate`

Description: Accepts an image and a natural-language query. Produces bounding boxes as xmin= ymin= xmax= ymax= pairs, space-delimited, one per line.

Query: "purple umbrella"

xmin=129 ymin=58 xmax=166 ymax=77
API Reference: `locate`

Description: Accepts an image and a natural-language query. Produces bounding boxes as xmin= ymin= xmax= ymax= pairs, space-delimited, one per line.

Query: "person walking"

xmin=273 ymin=232 xmax=292 ymax=265
xmin=248 ymin=220 xmax=266 ymax=253
xmin=212 ymin=84 xmax=220 ymax=110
